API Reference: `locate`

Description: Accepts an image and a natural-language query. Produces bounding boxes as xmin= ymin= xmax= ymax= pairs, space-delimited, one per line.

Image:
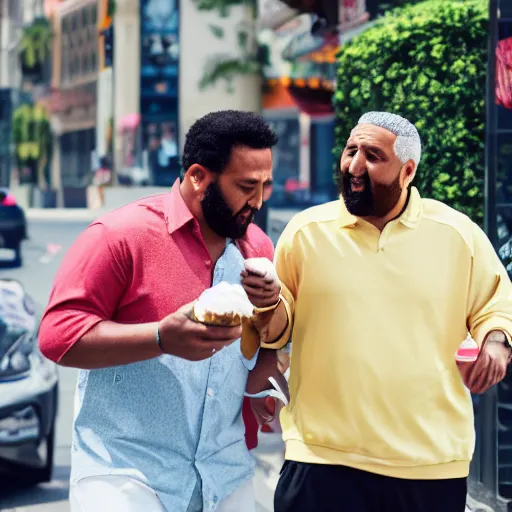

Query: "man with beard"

xmin=38 ymin=110 xmax=285 ymax=512
xmin=254 ymin=112 xmax=512 ymax=511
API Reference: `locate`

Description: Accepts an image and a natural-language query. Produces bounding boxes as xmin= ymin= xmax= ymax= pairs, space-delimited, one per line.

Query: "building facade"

xmin=110 ymin=0 xmax=260 ymax=191
xmin=4 ymin=0 xmax=265 ymax=207
xmin=0 ymin=0 xmax=51 ymax=191
xmin=0 ymin=0 xmax=23 ymax=187
xmin=257 ymin=0 xmax=369 ymax=243
xmin=41 ymin=0 xmax=98 ymax=207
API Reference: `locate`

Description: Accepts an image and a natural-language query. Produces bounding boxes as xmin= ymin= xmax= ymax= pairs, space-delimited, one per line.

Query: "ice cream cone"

xmin=193 ymin=282 xmax=254 ymax=328
xmin=193 ymin=309 xmax=242 ymax=326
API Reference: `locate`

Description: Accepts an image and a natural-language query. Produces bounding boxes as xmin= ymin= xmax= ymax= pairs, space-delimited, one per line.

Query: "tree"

xmin=333 ymin=0 xmax=488 ymax=224
xmin=19 ymin=17 xmax=53 ymax=80
xmin=12 ymin=103 xmax=52 ymax=188
xmin=194 ymin=0 xmax=267 ymax=94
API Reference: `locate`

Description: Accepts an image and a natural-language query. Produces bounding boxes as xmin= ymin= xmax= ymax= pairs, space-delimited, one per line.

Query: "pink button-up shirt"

xmin=39 ymin=179 xmax=274 ymax=449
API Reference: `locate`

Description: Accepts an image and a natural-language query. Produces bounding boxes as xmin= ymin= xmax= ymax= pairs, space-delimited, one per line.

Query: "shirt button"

xmin=207 ymin=388 xmax=215 ymax=397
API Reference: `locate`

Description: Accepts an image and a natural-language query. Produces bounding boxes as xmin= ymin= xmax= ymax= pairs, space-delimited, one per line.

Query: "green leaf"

xmin=209 ymin=24 xmax=224 ymax=39
xmin=237 ymin=31 xmax=248 ymax=51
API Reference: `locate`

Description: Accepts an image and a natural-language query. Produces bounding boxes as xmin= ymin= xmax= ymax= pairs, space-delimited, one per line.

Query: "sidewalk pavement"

xmin=252 ymin=432 xmax=284 ymax=511
xmin=466 ymin=479 xmax=509 ymax=512
xmin=27 ymin=208 xmax=106 ymax=222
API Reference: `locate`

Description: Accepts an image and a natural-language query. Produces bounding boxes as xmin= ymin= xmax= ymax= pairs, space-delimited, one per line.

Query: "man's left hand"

xmin=458 ymin=330 xmax=511 ymax=394
xmin=246 ymin=348 xmax=290 ymax=425
xmin=241 ymin=258 xmax=281 ymax=308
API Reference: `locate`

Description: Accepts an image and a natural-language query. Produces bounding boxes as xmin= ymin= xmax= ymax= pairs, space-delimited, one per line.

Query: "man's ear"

xmin=402 ymin=160 xmax=416 ymax=189
xmin=183 ymin=164 xmax=209 ymax=192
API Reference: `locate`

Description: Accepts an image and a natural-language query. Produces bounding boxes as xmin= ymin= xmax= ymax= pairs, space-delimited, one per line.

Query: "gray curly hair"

xmin=358 ymin=112 xmax=422 ymax=168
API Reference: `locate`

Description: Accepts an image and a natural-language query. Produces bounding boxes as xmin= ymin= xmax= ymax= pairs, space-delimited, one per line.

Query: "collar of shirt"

xmin=337 ymin=186 xmax=423 ymax=230
xmin=164 ymin=178 xmax=195 ymax=234
xmin=161 ymin=178 xmax=272 ymax=260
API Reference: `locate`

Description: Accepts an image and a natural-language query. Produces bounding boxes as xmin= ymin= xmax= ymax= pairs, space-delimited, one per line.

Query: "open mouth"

xmin=238 ymin=211 xmax=253 ymax=224
xmin=350 ymin=179 xmax=365 ymax=192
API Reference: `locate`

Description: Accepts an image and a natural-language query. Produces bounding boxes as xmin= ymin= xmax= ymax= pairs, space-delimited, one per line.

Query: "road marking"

xmin=39 ymin=243 xmax=62 ymax=264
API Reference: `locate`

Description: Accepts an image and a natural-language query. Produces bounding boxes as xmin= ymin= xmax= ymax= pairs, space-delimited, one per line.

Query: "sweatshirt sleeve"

xmin=39 ymin=223 xmax=127 ymax=363
xmin=261 ymin=222 xmax=300 ymax=350
xmin=467 ymin=222 xmax=512 ymax=346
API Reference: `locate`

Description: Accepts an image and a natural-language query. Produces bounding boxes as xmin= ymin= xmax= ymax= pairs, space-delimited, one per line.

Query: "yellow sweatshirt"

xmin=264 ymin=187 xmax=512 ymax=479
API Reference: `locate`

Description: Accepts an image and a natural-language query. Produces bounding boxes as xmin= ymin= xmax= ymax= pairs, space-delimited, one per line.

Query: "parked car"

xmin=0 ymin=279 xmax=58 ymax=484
xmin=0 ymin=189 xmax=27 ymax=267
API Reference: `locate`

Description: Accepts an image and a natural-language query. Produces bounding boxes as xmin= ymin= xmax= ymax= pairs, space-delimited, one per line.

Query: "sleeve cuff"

xmin=471 ymin=318 xmax=512 ymax=348
xmin=261 ymin=295 xmax=292 ymax=350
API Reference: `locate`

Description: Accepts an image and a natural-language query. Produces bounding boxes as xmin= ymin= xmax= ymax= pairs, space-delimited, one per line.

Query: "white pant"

xmin=69 ymin=474 xmax=256 ymax=512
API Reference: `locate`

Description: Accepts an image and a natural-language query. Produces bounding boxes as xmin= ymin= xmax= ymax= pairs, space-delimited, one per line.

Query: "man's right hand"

xmin=158 ymin=301 xmax=242 ymax=361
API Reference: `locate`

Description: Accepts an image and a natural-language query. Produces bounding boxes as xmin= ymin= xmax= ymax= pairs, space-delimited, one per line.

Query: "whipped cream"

xmin=244 ymin=257 xmax=278 ymax=282
xmin=194 ymin=282 xmax=254 ymax=318
xmin=455 ymin=334 xmax=479 ymax=363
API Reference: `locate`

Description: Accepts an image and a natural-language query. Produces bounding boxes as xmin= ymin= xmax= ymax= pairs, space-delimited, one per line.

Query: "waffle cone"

xmin=193 ymin=309 xmax=242 ymax=326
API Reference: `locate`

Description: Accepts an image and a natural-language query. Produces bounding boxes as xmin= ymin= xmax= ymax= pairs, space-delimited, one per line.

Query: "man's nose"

xmin=248 ymin=188 xmax=264 ymax=210
xmin=349 ymin=151 xmax=366 ymax=177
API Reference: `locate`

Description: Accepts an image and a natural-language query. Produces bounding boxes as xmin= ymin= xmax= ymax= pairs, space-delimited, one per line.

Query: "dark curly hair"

xmin=181 ymin=110 xmax=278 ymax=174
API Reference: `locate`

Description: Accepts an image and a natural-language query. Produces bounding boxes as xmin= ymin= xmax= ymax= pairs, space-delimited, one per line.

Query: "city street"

xmin=0 ymin=218 xmax=283 ymax=512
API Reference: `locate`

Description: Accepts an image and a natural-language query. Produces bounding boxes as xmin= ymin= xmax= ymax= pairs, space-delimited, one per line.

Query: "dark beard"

xmin=338 ymin=171 xmax=402 ymax=218
xmin=201 ymin=180 xmax=257 ymax=239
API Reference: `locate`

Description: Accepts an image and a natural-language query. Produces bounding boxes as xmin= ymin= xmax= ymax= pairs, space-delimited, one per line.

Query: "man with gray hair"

xmin=249 ymin=112 xmax=512 ymax=511
xmin=339 ymin=111 xmax=422 ymax=221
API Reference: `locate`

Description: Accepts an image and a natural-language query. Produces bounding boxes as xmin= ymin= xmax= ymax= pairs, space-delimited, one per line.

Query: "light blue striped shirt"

xmin=70 ymin=241 xmax=259 ymax=511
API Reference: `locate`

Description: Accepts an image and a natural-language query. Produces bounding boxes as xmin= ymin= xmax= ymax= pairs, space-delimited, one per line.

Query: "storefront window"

xmin=265 ymin=116 xmax=301 ymax=208
xmin=60 ymin=3 xmax=98 ymax=87
xmin=60 ymin=128 xmax=95 ymax=188
xmin=143 ymin=118 xmax=180 ymax=186
xmin=310 ymin=118 xmax=337 ymax=202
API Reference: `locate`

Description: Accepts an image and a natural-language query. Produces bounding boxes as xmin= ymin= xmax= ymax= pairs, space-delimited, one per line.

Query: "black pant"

xmin=274 ymin=461 xmax=467 ymax=512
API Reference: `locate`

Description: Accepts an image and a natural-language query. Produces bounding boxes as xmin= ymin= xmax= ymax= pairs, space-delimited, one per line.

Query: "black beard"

xmin=338 ymin=171 xmax=402 ymax=218
xmin=201 ymin=180 xmax=257 ymax=239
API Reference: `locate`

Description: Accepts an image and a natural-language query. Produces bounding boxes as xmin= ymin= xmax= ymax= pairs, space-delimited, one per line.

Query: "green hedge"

xmin=374 ymin=0 xmax=425 ymax=12
xmin=333 ymin=0 xmax=488 ymax=224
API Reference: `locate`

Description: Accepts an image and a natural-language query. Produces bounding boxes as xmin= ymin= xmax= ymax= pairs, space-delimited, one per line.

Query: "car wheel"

xmin=13 ymin=242 xmax=22 ymax=267
xmin=26 ymin=425 xmax=55 ymax=485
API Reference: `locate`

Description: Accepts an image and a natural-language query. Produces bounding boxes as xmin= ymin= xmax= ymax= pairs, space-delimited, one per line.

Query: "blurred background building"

xmin=1 ymin=0 xmax=364 ymax=214
xmin=4 ymin=0 xmax=264 ymax=208
xmin=0 ymin=0 xmax=43 ymax=190
xmin=257 ymin=0 xmax=369 ymax=240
